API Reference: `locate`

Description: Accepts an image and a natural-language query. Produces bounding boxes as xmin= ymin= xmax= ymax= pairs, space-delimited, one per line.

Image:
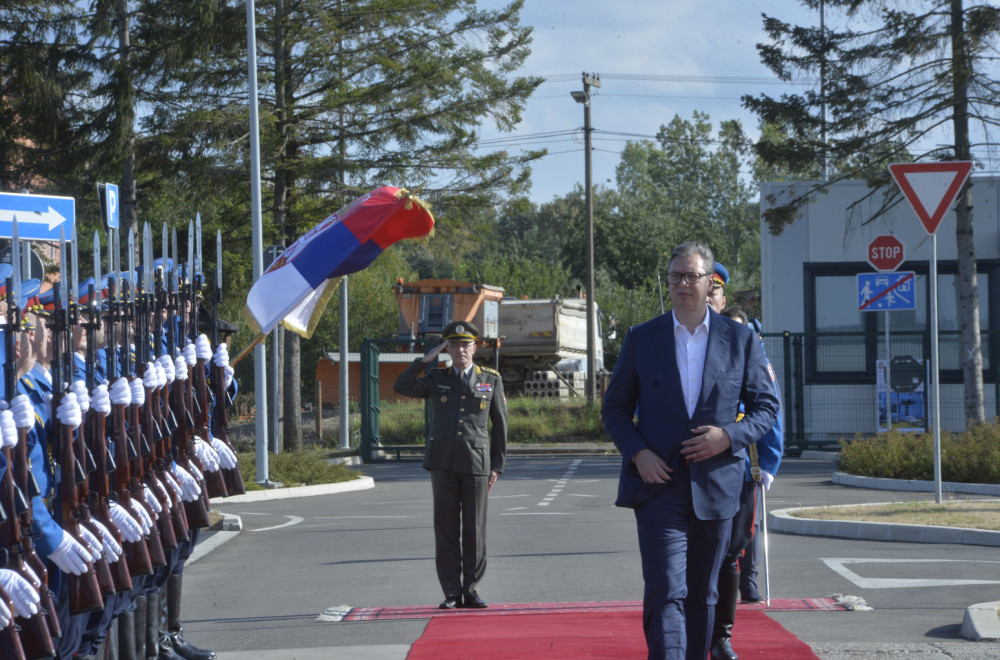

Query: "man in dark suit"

xmin=394 ymin=321 xmax=507 ymax=610
xmin=602 ymin=242 xmax=779 ymax=660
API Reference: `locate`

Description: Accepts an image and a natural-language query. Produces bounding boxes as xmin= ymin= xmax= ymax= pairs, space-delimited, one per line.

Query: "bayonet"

xmin=94 ymin=231 xmax=103 ymax=295
xmin=195 ymin=212 xmax=202 ymax=286
xmin=12 ymin=217 xmax=21 ymax=304
xmin=143 ymin=223 xmax=153 ymax=294
xmin=171 ymin=228 xmax=179 ymax=297
xmin=71 ymin=221 xmax=79 ymax=307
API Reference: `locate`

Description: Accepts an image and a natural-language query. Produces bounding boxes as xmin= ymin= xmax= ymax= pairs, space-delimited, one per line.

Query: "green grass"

xmin=236 ymin=447 xmax=361 ymax=490
xmin=375 ymin=396 xmax=608 ymax=445
xmin=839 ymin=419 xmax=1000 ymax=483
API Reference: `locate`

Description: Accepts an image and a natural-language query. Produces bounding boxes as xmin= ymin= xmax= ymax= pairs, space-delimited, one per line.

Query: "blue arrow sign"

xmin=858 ymin=271 xmax=916 ymax=311
xmin=0 ymin=191 xmax=75 ymax=241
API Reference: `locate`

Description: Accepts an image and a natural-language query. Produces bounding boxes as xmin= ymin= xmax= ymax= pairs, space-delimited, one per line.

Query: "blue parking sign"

xmin=858 ymin=271 xmax=916 ymax=311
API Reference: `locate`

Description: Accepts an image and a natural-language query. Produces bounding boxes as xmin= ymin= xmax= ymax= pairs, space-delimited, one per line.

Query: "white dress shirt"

xmin=673 ymin=307 xmax=711 ymax=419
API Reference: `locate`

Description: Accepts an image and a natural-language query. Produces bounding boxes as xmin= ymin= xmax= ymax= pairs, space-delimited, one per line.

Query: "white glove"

xmin=78 ymin=524 xmax=103 ymax=562
xmin=193 ymin=438 xmax=220 ymax=473
xmin=10 ymin=394 xmax=34 ymax=430
xmin=56 ymin=392 xmax=82 ymax=429
xmin=151 ymin=477 xmax=171 ymax=508
xmin=142 ymin=363 xmax=157 ymax=390
xmin=70 ymin=380 xmax=90 ymax=413
xmin=213 ymin=342 xmax=230 ymax=368
xmin=0 ymin=568 xmax=40 ymax=618
xmin=195 ymin=334 xmax=212 ymax=360
xmin=164 ymin=472 xmax=183 ymax=500
xmin=0 ymin=410 xmax=16 ymax=449
xmin=91 ymin=383 xmax=111 ymax=416
xmin=183 ymin=342 xmax=196 ymax=366
xmin=211 ymin=436 xmax=238 ymax=470
xmin=0 ymin=594 xmax=10 ymax=629
xmin=157 ymin=355 xmax=175 ymax=382
xmin=88 ymin=520 xmax=122 ymax=563
xmin=110 ymin=378 xmax=131 ymax=406
xmin=108 ymin=502 xmax=143 ymax=543
xmin=223 ymin=365 xmax=234 ymax=389
xmin=171 ymin=464 xmax=201 ymax=502
xmin=129 ymin=378 xmax=145 ymax=406
xmin=761 ymin=470 xmax=775 ymax=491
xmin=128 ymin=498 xmax=153 ymax=534
xmin=48 ymin=531 xmax=91 ymax=575
xmin=142 ymin=485 xmax=162 ymax=516
xmin=174 ymin=356 xmax=188 ymax=381
xmin=155 ymin=363 xmax=167 ymax=388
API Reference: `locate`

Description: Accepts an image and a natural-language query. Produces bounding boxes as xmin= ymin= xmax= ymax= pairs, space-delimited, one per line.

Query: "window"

xmin=805 ymin=261 xmax=998 ymax=383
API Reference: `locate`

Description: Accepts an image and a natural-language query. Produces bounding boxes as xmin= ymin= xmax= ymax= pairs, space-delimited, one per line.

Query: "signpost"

xmin=889 ymin=161 xmax=973 ymax=503
xmin=858 ymin=272 xmax=915 ymax=312
xmin=97 ymin=183 xmax=120 ymax=230
xmin=0 ymin=191 xmax=75 ymax=241
xmin=867 ymin=235 xmax=904 ymax=272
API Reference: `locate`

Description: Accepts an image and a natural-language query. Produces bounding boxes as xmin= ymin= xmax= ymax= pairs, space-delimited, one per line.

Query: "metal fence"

xmin=357 ymin=331 xmax=1000 ymax=461
xmin=762 ymin=330 xmax=1000 ymax=453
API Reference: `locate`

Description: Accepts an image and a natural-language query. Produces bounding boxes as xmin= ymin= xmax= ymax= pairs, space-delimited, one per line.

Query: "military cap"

xmin=20 ymin=279 xmax=44 ymax=317
xmin=712 ymin=261 xmax=730 ymax=289
xmin=442 ymin=320 xmax=479 ymax=342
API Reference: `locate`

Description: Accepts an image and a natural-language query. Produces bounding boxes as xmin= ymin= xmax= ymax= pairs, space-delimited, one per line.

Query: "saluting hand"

xmin=421 ymin=341 xmax=448 ymax=364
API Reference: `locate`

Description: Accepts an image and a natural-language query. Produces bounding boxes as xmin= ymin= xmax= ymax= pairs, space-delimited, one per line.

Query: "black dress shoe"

xmin=439 ymin=596 xmax=461 ymax=610
xmin=460 ymin=592 xmax=488 ymax=609
xmin=740 ymin=591 xmax=765 ymax=604
xmin=170 ymin=631 xmax=217 ymax=660
xmin=710 ymin=638 xmax=739 ymax=660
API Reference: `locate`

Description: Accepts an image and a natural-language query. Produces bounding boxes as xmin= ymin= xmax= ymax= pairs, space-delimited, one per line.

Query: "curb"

xmin=188 ymin=513 xmax=243 ymax=566
xmin=799 ymin=450 xmax=839 ymax=461
xmin=832 ymin=471 xmax=1000 ymax=497
xmin=769 ymin=502 xmax=1000 ymax=547
xmin=216 ymin=475 xmax=375 ymax=504
xmin=962 ymin=601 xmax=1000 ymax=641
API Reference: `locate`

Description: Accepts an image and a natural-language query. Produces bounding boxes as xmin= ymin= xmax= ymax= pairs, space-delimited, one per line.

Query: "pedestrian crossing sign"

xmin=858 ymin=271 xmax=916 ymax=311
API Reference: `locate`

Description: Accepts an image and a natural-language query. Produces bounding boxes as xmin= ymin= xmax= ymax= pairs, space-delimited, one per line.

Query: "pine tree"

xmin=743 ymin=0 xmax=1000 ymax=422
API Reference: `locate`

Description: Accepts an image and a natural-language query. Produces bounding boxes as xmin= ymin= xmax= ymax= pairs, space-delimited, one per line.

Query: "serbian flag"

xmin=243 ymin=186 xmax=434 ymax=338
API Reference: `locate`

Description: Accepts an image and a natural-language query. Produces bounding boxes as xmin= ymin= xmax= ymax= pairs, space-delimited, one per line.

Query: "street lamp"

xmin=571 ymin=72 xmax=600 ymax=403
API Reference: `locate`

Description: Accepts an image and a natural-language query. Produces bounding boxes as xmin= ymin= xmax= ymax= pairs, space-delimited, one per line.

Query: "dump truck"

xmin=392 ymin=278 xmax=603 ymax=395
xmin=478 ymin=297 xmax=603 ymax=393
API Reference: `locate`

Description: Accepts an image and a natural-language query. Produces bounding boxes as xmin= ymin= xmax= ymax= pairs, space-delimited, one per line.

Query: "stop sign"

xmin=868 ymin=234 xmax=905 ymax=271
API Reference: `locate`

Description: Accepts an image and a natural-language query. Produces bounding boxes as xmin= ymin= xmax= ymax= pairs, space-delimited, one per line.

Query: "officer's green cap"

xmin=442 ymin=321 xmax=479 ymax=342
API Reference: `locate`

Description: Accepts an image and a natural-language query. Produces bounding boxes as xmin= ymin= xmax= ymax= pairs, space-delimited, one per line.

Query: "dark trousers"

xmin=633 ymin=463 xmax=732 ymax=660
xmin=429 ymin=469 xmax=489 ymax=598
xmin=722 ymin=479 xmax=758 ymax=573
xmin=737 ymin=482 xmax=764 ymax=595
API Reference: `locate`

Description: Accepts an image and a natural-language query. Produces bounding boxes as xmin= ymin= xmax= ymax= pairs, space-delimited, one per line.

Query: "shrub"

xmin=238 ymin=448 xmax=360 ymax=490
xmin=839 ymin=419 xmax=1000 ymax=483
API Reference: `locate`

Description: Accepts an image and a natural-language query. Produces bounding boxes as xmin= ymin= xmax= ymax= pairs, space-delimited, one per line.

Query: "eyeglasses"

xmin=666 ymin=271 xmax=711 ymax=285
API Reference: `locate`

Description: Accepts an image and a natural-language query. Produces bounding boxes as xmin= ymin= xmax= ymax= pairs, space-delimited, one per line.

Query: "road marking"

xmin=248 ymin=515 xmax=304 ymax=532
xmin=822 ymin=558 xmax=1000 ymax=589
xmin=501 ymin=512 xmax=574 ymax=516
xmin=538 ymin=459 xmax=582 ymax=507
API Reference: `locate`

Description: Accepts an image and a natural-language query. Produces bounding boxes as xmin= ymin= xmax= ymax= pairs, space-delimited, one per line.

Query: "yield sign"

xmin=889 ymin=161 xmax=972 ymax=235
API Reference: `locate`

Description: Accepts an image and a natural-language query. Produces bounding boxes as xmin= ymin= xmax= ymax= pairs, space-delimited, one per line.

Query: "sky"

xmin=472 ymin=0 xmax=819 ymax=204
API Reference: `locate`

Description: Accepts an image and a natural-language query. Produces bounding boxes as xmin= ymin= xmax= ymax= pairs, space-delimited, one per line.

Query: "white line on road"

xmin=822 ymin=558 xmax=1000 ymax=589
xmin=248 ymin=515 xmax=304 ymax=532
xmin=538 ymin=459 xmax=582 ymax=507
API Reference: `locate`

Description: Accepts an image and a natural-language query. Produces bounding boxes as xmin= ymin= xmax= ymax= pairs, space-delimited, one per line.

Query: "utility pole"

xmin=572 ymin=72 xmax=600 ymax=403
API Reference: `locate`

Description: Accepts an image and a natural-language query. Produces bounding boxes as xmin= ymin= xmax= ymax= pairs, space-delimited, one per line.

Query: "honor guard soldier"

xmin=393 ymin=321 xmax=507 ymax=610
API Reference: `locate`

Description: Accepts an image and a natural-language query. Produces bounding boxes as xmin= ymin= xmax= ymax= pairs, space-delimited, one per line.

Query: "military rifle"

xmin=51 ymin=276 xmax=104 ymax=615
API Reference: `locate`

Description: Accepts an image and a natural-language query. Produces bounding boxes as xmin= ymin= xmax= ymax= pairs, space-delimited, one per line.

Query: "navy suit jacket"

xmin=602 ymin=309 xmax=779 ymax=520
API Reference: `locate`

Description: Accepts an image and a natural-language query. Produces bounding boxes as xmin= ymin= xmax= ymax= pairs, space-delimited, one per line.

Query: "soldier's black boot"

xmin=106 ymin=618 xmax=118 ymax=660
xmin=710 ymin=572 xmax=740 ymax=660
xmin=166 ymin=574 xmax=215 ymax=660
xmin=118 ymin=611 xmax=137 ymax=660
xmin=134 ymin=597 xmax=147 ymax=660
xmin=153 ymin=585 xmax=184 ymax=660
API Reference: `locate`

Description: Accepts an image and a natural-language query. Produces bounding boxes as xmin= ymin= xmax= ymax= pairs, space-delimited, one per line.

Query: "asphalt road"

xmin=180 ymin=456 xmax=1000 ymax=659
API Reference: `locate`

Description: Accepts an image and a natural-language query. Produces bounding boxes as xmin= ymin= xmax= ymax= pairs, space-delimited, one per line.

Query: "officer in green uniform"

xmin=393 ymin=321 xmax=507 ymax=610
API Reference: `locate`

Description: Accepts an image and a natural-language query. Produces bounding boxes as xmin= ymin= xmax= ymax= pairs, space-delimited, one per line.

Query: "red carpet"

xmin=406 ymin=608 xmax=819 ymax=659
xmin=345 ymin=597 xmax=842 ymax=621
